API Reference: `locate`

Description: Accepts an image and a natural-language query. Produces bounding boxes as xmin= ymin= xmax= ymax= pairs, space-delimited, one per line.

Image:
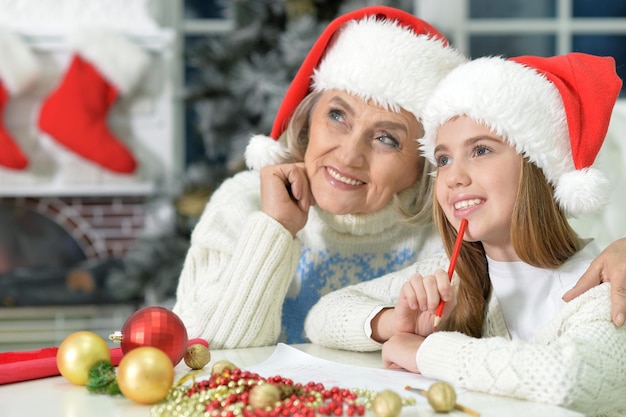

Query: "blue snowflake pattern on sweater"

xmin=280 ymin=246 xmax=415 ymax=343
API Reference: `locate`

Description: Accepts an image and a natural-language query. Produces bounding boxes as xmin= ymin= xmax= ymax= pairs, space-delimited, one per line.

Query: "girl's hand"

xmin=382 ymin=332 xmax=425 ymax=373
xmin=394 ymin=269 xmax=457 ymax=336
xmin=260 ymin=163 xmax=316 ymax=237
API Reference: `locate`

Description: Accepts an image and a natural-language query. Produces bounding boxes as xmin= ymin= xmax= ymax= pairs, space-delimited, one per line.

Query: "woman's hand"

xmin=563 ymin=237 xmax=626 ymax=327
xmin=260 ymin=163 xmax=316 ymax=237
xmin=382 ymin=332 xmax=425 ymax=373
xmin=394 ymin=270 xmax=457 ymax=336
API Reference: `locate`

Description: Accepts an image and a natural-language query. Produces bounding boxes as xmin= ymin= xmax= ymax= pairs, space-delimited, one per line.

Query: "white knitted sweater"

xmin=306 ymin=247 xmax=626 ymax=416
xmin=305 ymin=252 xmax=449 ymax=351
xmin=173 ymin=170 xmax=442 ymax=348
xmin=418 ymin=283 xmax=626 ymax=416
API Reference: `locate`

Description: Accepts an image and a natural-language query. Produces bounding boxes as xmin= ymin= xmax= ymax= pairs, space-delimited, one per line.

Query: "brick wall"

xmin=0 ymin=196 xmax=146 ymax=262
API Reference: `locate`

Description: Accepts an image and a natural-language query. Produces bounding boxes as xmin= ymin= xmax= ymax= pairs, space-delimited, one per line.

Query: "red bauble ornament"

xmin=109 ymin=306 xmax=188 ymax=365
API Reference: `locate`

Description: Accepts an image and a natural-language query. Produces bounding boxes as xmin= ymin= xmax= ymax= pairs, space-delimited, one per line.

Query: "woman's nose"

xmin=337 ymin=134 xmax=366 ymax=167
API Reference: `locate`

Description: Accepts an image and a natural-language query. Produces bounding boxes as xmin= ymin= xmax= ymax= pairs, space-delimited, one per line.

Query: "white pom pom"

xmin=244 ymin=135 xmax=291 ymax=171
xmin=555 ymin=168 xmax=610 ymax=216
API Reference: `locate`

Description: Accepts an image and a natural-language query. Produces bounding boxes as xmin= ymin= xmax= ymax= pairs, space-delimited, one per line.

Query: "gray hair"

xmin=281 ymin=90 xmax=434 ymax=226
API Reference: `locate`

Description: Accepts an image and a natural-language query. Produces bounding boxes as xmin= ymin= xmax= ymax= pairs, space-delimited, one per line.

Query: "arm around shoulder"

xmin=564 ymin=237 xmax=626 ymax=327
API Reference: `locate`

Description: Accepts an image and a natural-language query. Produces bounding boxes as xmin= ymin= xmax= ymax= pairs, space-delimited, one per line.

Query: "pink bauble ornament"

xmin=109 ymin=306 xmax=188 ymax=365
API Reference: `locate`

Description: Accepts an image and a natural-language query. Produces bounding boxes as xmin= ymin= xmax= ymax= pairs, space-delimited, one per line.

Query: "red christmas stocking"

xmin=0 ymin=83 xmax=28 ymax=169
xmin=38 ymin=31 xmax=149 ymax=174
xmin=0 ymin=28 xmax=40 ymax=170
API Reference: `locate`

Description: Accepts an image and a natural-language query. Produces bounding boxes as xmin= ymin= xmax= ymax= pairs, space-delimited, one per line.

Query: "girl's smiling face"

xmin=434 ymin=116 xmax=523 ymax=261
xmin=304 ymin=90 xmax=423 ymax=215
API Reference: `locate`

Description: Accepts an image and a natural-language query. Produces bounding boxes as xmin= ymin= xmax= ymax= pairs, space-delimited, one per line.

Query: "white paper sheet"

xmin=244 ymin=344 xmax=443 ymax=403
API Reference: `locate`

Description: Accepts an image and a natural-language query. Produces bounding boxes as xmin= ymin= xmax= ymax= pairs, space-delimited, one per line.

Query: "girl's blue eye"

xmin=474 ymin=145 xmax=491 ymax=156
xmin=436 ymin=155 xmax=450 ymax=167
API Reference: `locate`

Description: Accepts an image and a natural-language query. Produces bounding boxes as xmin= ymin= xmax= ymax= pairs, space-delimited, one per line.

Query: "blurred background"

xmin=0 ymin=0 xmax=624 ymax=350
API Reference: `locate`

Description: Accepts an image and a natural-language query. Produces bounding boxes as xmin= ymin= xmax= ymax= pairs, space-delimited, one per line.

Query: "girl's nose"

xmin=445 ymin=160 xmax=471 ymax=188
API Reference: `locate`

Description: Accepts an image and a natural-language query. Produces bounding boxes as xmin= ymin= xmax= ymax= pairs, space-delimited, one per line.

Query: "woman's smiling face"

xmin=304 ymin=90 xmax=423 ymax=215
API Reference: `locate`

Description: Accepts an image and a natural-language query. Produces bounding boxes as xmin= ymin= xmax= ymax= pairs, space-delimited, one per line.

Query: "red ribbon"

xmin=0 ymin=338 xmax=208 ymax=385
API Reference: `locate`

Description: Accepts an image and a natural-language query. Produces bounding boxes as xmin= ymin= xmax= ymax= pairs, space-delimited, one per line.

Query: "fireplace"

xmin=0 ymin=1 xmax=180 ymax=351
xmin=0 ymin=196 xmax=147 ymax=307
xmin=0 ymin=194 xmax=154 ymax=351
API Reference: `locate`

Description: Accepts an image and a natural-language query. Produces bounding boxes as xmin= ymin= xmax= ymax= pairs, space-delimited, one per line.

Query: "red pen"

xmin=433 ymin=218 xmax=468 ymax=330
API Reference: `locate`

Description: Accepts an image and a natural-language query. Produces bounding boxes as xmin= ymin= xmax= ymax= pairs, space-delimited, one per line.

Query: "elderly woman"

xmin=174 ymin=6 xmax=626 ymax=349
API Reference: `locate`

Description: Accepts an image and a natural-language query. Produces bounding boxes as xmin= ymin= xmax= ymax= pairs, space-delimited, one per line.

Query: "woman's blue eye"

xmin=329 ymin=109 xmax=343 ymax=122
xmin=377 ymin=134 xmax=399 ymax=148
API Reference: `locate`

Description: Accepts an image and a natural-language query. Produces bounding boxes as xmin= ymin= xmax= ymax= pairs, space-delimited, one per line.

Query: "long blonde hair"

xmin=281 ymin=90 xmax=434 ymax=225
xmin=435 ymin=158 xmax=581 ymax=337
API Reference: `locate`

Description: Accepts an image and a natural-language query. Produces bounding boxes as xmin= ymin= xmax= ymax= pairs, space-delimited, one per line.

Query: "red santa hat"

xmin=245 ymin=6 xmax=467 ymax=170
xmin=420 ymin=53 xmax=622 ymax=216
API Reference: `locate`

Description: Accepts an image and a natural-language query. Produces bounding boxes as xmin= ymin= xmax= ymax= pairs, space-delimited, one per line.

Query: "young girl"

xmin=381 ymin=53 xmax=626 ymax=416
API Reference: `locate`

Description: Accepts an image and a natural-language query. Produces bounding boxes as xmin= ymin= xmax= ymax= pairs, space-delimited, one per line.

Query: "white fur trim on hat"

xmin=420 ymin=56 xmax=609 ymax=216
xmin=313 ymin=16 xmax=467 ymax=121
xmin=245 ymin=134 xmax=291 ymax=170
xmin=71 ymin=29 xmax=150 ymax=94
xmin=0 ymin=27 xmax=40 ymax=95
xmin=555 ymin=168 xmax=610 ymax=215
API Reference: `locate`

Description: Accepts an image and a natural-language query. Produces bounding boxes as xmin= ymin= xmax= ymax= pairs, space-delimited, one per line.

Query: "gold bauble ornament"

xmin=117 ymin=346 xmax=174 ymax=405
xmin=211 ymin=359 xmax=237 ymax=375
xmin=427 ymin=381 xmax=457 ymax=412
xmin=249 ymin=383 xmax=281 ymax=409
xmin=56 ymin=331 xmax=111 ymax=385
xmin=372 ymin=390 xmax=403 ymax=417
xmin=184 ymin=343 xmax=211 ymax=369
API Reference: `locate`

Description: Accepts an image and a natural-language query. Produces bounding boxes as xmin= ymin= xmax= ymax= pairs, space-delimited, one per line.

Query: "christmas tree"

xmin=183 ymin=0 xmax=413 ymax=188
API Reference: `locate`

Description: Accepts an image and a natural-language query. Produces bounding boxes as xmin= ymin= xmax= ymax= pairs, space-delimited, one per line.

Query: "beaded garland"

xmin=151 ymin=367 xmax=415 ymax=417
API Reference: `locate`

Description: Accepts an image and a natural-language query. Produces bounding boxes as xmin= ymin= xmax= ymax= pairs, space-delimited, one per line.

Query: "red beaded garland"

xmin=181 ymin=368 xmax=366 ymax=417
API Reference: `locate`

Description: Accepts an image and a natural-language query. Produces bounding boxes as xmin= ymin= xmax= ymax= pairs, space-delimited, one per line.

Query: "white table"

xmin=0 ymin=343 xmax=583 ymax=417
